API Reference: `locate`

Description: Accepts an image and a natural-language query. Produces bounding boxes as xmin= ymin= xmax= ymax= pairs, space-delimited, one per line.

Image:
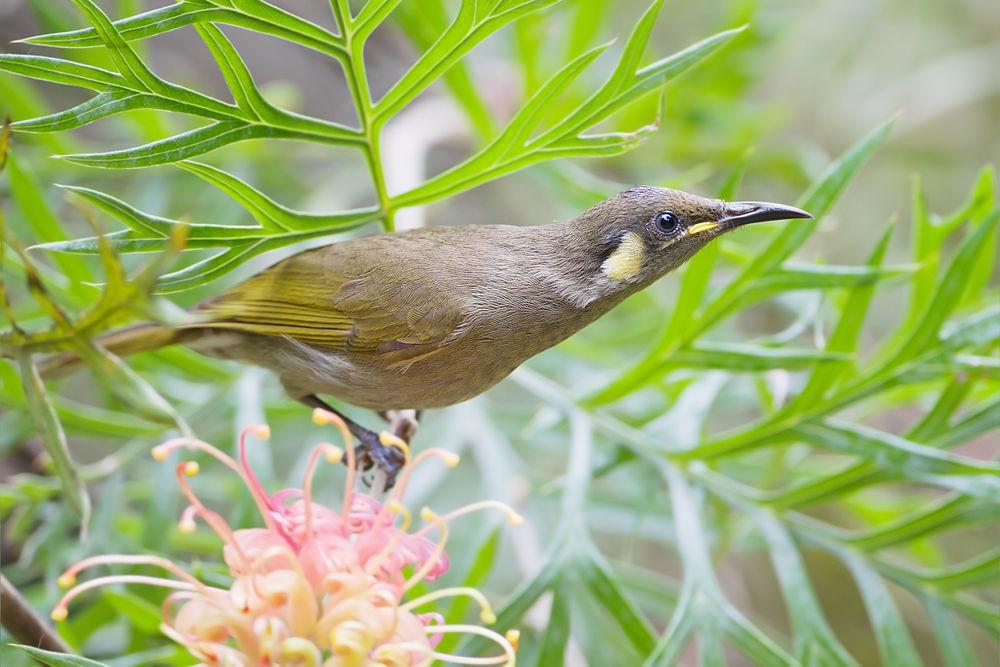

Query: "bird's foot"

xmin=354 ymin=429 xmax=408 ymax=491
xmin=382 ymin=409 xmax=421 ymax=442
xmin=300 ymin=395 xmax=410 ymax=491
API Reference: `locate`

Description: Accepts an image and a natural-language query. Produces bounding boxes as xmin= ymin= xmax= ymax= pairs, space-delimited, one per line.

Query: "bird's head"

xmin=576 ymin=186 xmax=811 ymax=291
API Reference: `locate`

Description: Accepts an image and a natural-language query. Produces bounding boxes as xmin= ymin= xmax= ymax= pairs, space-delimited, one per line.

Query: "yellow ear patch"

xmin=602 ymin=231 xmax=646 ymax=282
xmin=687 ymin=221 xmax=719 ymax=235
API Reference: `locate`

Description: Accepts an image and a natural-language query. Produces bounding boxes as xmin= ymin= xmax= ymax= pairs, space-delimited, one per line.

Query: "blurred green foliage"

xmin=1 ymin=0 xmax=998 ymax=665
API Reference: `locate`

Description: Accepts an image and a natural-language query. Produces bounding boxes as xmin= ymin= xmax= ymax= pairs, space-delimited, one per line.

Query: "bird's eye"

xmin=654 ymin=211 xmax=681 ymax=235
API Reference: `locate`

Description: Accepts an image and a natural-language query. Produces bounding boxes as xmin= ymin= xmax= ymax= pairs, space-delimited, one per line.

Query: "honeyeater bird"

xmin=39 ymin=187 xmax=809 ymax=481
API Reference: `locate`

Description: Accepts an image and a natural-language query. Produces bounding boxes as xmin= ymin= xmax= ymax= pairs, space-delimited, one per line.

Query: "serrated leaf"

xmin=13 ymin=90 xmax=229 ymax=133
xmin=195 ymin=22 xmax=272 ymax=119
xmin=155 ymin=242 xmax=262 ymax=292
xmin=395 ymin=9 xmax=742 ymax=209
xmin=21 ymin=3 xmax=222 ymax=48
xmin=59 ymin=122 xmax=274 ymax=169
xmin=0 ymin=54 xmax=125 ymax=91
xmin=393 ymin=0 xmax=493 ymax=139
xmin=68 ymin=0 xmax=175 ymax=93
xmin=177 ymin=161 xmax=377 ymax=232
xmin=376 ymin=0 xmax=561 ymax=122
xmin=22 ymin=2 xmax=346 ymax=59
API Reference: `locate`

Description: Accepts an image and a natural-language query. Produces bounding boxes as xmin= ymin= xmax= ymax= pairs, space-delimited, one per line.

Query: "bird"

xmin=38 ymin=186 xmax=810 ymax=483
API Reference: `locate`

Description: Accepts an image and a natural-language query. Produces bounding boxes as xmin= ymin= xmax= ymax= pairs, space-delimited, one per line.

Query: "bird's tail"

xmin=35 ymin=323 xmax=181 ymax=378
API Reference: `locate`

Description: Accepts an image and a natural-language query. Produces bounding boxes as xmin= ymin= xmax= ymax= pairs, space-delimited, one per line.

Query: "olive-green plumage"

xmin=42 ymin=187 xmax=809 ymax=414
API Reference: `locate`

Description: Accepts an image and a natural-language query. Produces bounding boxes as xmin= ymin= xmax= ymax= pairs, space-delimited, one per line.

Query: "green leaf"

xmin=645 ymin=589 xmax=696 ymax=666
xmin=12 ymin=90 xmax=220 ymax=133
xmin=579 ymin=547 xmax=657 ymax=654
xmin=14 ymin=353 xmax=91 ymax=522
xmin=20 ymin=3 xmax=222 ymax=48
xmin=0 ymin=363 xmax=161 ymax=437
xmin=393 ymin=0 xmax=494 ymax=140
xmin=0 ymin=54 xmax=125 ymax=91
xmin=376 ymin=0 xmax=562 ymax=123
xmin=7 ymin=153 xmax=91 ymax=286
xmin=177 ymin=161 xmax=377 ymax=232
xmin=668 ymin=342 xmax=849 ymax=371
xmin=844 ymin=494 xmax=972 ymax=551
xmin=790 ymin=222 xmax=895 ymax=410
xmin=755 ymin=511 xmax=859 ymax=666
xmin=840 ymin=552 xmax=923 ymax=667
xmin=68 ymin=0 xmax=176 ymax=93
xmin=102 ymin=589 xmax=161 ymax=633
xmin=884 ymin=209 xmax=999 ymax=366
xmin=696 ymin=117 xmax=895 ymax=333
xmin=10 ymin=645 xmax=108 ymax=667
xmin=58 ymin=121 xmax=350 ymax=169
xmin=794 ymin=420 xmax=999 ymax=484
xmin=923 ymin=600 xmax=978 ymax=667
xmin=750 ymin=261 xmax=911 ymax=293
xmin=535 ymin=577 xmax=571 ymax=667
xmin=22 ymin=2 xmax=346 ymax=58
xmin=194 ymin=22 xmax=272 ymax=120
xmin=393 ymin=6 xmax=743 ymax=209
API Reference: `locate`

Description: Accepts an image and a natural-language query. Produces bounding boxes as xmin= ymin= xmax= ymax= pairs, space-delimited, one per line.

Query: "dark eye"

xmin=654 ymin=211 xmax=681 ymax=235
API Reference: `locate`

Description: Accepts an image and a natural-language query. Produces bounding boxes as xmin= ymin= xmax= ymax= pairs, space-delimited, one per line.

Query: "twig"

xmin=0 ymin=574 xmax=72 ymax=654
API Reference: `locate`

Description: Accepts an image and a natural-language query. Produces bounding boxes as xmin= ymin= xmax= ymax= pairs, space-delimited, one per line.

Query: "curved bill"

xmin=721 ymin=201 xmax=813 ymax=226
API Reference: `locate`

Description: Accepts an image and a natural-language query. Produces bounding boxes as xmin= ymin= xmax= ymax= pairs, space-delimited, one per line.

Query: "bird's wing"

xmin=194 ymin=243 xmax=466 ymax=366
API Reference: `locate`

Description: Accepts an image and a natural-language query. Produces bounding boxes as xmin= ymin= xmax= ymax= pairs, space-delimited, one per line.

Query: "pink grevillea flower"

xmin=54 ymin=409 xmax=523 ymax=666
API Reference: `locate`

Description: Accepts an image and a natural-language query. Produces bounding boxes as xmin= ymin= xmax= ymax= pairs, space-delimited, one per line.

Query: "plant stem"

xmin=0 ymin=575 xmax=71 ymax=654
xmin=333 ymin=3 xmax=395 ymax=230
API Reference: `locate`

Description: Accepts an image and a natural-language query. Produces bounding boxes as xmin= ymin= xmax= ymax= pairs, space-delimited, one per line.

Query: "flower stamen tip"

xmin=151 ymin=445 xmax=168 ymax=461
xmin=387 ymin=499 xmax=405 ymax=513
xmin=506 ymin=629 xmax=521 ymax=649
xmin=508 ymin=511 xmax=525 ymax=526
xmin=51 ymin=607 xmax=67 ymax=622
xmin=178 ymin=518 xmax=197 ymax=533
xmin=255 ymin=424 xmax=271 ymax=439
xmin=378 ymin=431 xmax=410 ymax=458
xmin=420 ymin=506 xmax=438 ymax=522
xmin=481 ymin=610 xmax=497 ymax=624
xmin=319 ymin=442 xmax=343 ymax=463
xmin=312 ymin=408 xmax=330 ymax=425
xmin=182 ymin=461 xmax=200 ymax=477
xmin=57 ymin=573 xmax=75 ymax=588
xmin=442 ymin=452 xmax=460 ymax=468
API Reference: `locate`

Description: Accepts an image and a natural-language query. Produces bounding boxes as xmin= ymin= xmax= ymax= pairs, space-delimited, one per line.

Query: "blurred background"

xmin=1 ymin=0 xmax=998 ymax=665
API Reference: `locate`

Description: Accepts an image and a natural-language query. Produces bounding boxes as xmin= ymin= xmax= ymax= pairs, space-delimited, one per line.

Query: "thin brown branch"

xmin=0 ymin=574 xmax=71 ymax=654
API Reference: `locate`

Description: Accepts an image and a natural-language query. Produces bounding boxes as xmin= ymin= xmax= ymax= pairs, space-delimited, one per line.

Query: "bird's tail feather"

xmin=36 ymin=323 xmax=181 ymax=378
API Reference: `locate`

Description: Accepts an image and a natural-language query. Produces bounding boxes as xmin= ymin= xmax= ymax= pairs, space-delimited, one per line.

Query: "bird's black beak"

xmin=720 ymin=201 xmax=813 ymax=227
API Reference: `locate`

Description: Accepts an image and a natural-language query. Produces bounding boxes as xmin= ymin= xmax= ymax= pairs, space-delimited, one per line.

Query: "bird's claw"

xmin=354 ymin=430 xmax=407 ymax=489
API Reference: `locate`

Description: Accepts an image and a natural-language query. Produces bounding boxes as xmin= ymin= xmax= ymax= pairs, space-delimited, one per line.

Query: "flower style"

xmin=53 ymin=409 xmax=523 ymax=666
